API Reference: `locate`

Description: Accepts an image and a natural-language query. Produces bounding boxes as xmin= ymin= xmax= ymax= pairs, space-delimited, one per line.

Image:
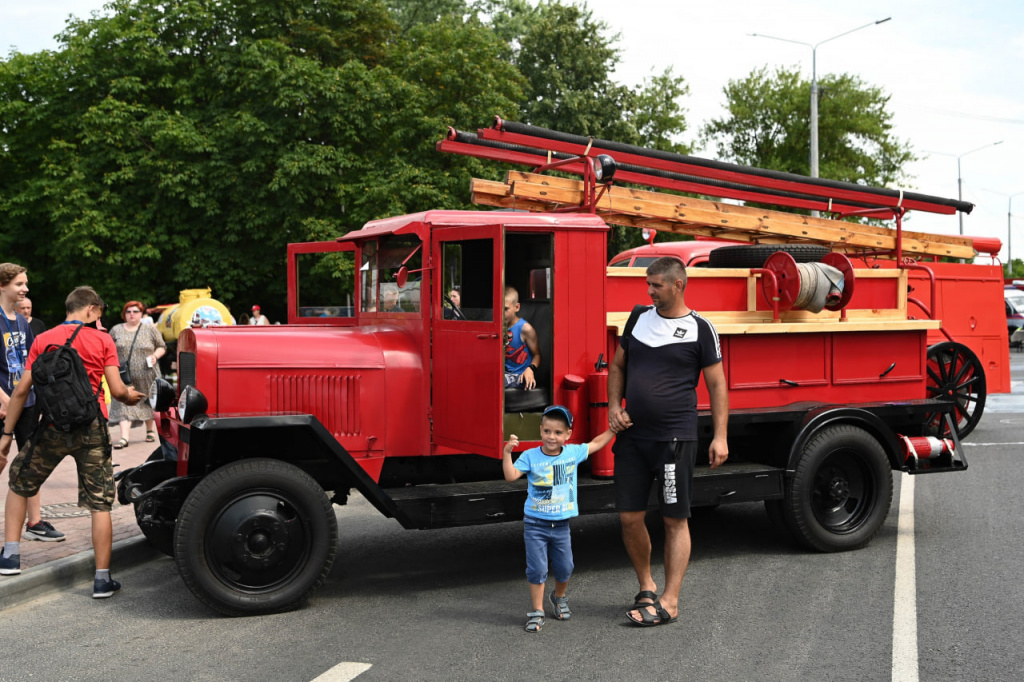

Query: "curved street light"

xmin=929 ymin=141 xmax=1004 ymax=235
xmin=750 ymin=17 xmax=891 ymax=183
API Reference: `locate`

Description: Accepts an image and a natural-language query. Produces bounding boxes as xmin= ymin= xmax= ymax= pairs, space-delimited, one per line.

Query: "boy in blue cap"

xmin=502 ymin=405 xmax=615 ymax=632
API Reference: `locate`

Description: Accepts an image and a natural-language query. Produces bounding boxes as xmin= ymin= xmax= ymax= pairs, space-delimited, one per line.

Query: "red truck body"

xmin=120 ymin=129 xmax=1000 ymax=616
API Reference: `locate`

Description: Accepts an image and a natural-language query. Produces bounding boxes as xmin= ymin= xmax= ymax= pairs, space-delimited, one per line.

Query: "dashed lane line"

xmin=892 ymin=474 xmax=918 ymax=682
xmin=311 ymin=662 xmax=372 ymax=681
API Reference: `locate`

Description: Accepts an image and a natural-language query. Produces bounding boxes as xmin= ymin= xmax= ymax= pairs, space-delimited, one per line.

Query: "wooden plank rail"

xmin=469 ymin=173 xmax=976 ymax=260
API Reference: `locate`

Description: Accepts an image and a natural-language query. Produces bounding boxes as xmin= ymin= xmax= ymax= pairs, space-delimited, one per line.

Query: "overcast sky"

xmin=3 ymin=0 xmax=1022 ymax=261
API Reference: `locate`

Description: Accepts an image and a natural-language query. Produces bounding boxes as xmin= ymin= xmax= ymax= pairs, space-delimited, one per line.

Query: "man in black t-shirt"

xmin=608 ymin=257 xmax=729 ymax=627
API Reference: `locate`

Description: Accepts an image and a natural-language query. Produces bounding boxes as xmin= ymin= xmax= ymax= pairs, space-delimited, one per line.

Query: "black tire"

xmin=173 ymin=458 xmax=338 ymax=616
xmin=784 ymin=424 xmax=893 ymax=552
xmin=708 ymin=244 xmax=830 ymax=268
xmin=924 ymin=341 xmax=986 ymax=439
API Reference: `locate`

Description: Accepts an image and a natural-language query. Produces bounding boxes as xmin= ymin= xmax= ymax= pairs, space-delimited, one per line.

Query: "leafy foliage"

xmin=0 ymin=0 xmax=523 ymax=320
xmin=1 ymin=0 xmax=693 ymax=319
xmin=701 ymin=65 xmax=916 ymax=187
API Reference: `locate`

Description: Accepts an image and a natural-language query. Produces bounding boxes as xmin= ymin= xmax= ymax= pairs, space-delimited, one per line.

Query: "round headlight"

xmin=149 ymin=377 xmax=176 ymax=413
xmin=178 ymin=385 xmax=208 ymax=424
xmin=593 ymin=154 xmax=616 ymax=182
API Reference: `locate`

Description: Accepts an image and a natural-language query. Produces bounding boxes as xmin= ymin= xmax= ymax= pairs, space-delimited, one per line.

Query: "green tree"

xmin=701 ymin=65 xmax=915 ymax=188
xmin=479 ymin=0 xmax=691 ymax=258
xmin=0 ymin=0 xmax=524 ymax=320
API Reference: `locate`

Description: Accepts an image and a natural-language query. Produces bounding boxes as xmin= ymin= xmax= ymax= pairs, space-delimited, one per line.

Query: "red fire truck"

xmin=120 ymin=122 xmax=1005 ymax=616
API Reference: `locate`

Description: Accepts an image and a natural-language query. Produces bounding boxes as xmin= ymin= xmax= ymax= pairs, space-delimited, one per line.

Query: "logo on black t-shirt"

xmin=673 ymin=328 xmax=687 ymax=339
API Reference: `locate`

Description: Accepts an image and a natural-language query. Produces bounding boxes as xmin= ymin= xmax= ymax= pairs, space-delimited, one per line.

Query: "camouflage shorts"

xmin=8 ymin=418 xmax=114 ymax=512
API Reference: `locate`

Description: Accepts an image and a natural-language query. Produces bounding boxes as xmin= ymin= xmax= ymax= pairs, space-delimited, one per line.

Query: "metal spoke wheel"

xmin=174 ymin=458 xmax=338 ymax=616
xmin=924 ymin=341 xmax=986 ymax=439
xmin=784 ymin=424 xmax=893 ymax=552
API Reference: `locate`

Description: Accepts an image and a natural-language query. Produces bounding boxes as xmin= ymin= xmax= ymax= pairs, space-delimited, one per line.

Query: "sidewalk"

xmin=0 ymin=422 xmax=161 ymax=610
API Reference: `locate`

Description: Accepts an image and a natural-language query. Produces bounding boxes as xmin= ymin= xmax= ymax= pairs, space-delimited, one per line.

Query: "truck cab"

xmin=278 ymin=210 xmax=613 ymax=469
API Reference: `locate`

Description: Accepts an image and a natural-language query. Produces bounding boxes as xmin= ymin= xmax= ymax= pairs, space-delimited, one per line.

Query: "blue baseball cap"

xmin=542 ymin=405 xmax=573 ymax=428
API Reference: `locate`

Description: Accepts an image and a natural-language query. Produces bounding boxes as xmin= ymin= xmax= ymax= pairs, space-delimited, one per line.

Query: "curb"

xmin=0 ymin=535 xmax=161 ymax=612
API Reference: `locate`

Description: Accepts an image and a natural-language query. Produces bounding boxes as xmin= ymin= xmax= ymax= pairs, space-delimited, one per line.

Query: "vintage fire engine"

xmin=119 ymin=121 xmax=1006 ymax=616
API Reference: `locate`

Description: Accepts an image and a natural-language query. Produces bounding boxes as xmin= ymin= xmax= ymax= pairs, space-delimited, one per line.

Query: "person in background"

xmin=379 ymin=288 xmax=402 ymax=313
xmin=0 ymin=264 xmax=64 ymax=542
xmin=249 ymin=305 xmax=269 ymax=325
xmin=108 ymin=301 xmax=166 ymax=450
xmin=16 ymin=298 xmax=46 ymax=337
xmin=0 ymin=286 xmax=146 ymax=596
xmin=443 ymin=286 xmax=465 ymax=320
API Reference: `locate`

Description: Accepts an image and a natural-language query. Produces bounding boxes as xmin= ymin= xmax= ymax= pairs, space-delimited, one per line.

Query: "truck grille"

xmin=179 ymin=352 xmax=196 ymax=391
xmin=268 ymin=374 xmax=362 ymax=437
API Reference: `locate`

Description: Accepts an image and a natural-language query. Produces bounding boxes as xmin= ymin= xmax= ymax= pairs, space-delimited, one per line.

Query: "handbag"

xmin=119 ymin=325 xmax=142 ymax=385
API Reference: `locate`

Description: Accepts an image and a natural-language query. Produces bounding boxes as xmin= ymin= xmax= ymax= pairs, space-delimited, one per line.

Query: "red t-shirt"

xmin=28 ymin=323 xmax=120 ymax=419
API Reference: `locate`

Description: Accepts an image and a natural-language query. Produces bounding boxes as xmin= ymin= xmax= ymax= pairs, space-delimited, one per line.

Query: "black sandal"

xmin=631 ymin=590 xmax=658 ymax=610
xmin=627 ymin=598 xmax=678 ymax=627
xmin=113 ymin=438 xmax=129 ymax=450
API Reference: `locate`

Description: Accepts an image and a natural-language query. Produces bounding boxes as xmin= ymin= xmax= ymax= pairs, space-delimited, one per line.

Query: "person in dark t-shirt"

xmin=608 ymin=256 xmax=729 ymax=627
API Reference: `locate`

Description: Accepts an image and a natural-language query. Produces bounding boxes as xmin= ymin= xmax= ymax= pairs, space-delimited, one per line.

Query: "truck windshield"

xmin=361 ymin=235 xmax=422 ymax=313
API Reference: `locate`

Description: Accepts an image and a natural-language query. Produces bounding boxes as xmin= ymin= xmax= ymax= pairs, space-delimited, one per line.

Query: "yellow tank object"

xmin=156 ymin=288 xmax=234 ymax=342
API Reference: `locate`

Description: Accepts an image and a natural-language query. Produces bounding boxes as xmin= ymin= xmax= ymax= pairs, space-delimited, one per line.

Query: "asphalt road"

xmin=2 ymin=357 xmax=1023 ymax=682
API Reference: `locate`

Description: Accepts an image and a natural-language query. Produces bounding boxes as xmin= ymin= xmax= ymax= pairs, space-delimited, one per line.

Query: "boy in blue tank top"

xmin=502 ymin=405 xmax=615 ymax=632
xmin=502 ymin=287 xmax=541 ymax=389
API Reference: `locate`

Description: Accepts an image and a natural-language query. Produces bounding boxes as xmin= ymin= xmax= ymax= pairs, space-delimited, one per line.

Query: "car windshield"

xmin=1006 ymin=291 xmax=1024 ymax=314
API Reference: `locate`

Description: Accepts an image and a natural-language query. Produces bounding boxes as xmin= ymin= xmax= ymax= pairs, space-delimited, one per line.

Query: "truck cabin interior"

xmin=503 ymin=232 xmax=554 ymax=413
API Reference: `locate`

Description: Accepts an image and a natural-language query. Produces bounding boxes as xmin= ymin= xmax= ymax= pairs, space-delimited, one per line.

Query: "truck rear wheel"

xmin=924 ymin=341 xmax=986 ymax=439
xmin=173 ymin=458 xmax=338 ymax=616
xmin=784 ymin=424 xmax=893 ymax=552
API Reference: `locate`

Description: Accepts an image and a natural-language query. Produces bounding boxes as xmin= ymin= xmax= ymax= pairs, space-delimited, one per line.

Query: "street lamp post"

xmin=1007 ymin=192 xmax=1024 ymax=277
xmin=750 ymin=17 xmax=891 ymax=182
xmin=955 ymin=141 xmax=1003 ymax=235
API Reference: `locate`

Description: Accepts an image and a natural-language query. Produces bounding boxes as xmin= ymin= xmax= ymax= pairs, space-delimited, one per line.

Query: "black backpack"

xmin=31 ymin=324 xmax=102 ymax=433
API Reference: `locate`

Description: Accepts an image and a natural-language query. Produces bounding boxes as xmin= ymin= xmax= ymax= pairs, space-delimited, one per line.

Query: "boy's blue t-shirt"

xmin=514 ymin=443 xmax=589 ymax=521
xmin=1 ymin=312 xmax=36 ymax=408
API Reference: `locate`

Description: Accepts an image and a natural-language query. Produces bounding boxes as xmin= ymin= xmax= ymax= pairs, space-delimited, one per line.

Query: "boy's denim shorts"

xmin=523 ymin=516 xmax=574 ymax=584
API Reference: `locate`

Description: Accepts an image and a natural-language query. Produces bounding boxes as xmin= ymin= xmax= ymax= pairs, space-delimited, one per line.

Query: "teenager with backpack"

xmin=0 ymin=286 xmax=146 ymax=597
xmin=0 ymin=263 xmax=64 ymax=542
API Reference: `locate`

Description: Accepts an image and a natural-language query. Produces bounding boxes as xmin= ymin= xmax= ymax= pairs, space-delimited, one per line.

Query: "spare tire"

xmin=708 ymin=244 xmax=830 ymax=268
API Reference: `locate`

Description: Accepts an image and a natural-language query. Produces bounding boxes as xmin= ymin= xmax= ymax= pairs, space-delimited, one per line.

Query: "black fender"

xmin=186 ymin=414 xmax=413 ymax=526
xmin=787 ymin=406 xmax=904 ymax=472
xmin=116 ymin=459 xmax=180 ymax=506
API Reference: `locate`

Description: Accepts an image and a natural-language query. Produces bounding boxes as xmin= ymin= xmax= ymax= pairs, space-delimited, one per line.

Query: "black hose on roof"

xmin=495 ymin=120 xmax=974 ymax=214
xmin=452 ymin=131 xmax=892 ymax=211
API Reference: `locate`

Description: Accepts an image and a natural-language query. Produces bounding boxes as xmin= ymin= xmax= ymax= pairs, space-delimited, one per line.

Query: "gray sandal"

xmin=549 ymin=592 xmax=571 ymax=620
xmin=525 ymin=610 xmax=545 ymax=633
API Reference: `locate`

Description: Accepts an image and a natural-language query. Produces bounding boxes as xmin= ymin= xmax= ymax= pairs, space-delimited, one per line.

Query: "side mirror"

xmin=396 ymin=266 xmax=409 ymax=288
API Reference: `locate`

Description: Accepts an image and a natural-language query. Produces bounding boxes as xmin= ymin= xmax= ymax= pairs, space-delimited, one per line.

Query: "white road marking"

xmin=892 ymin=474 xmax=918 ymax=682
xmin=311 ymin=662 xmax=372 ymax=681
xmin=961 ymin=441 xmax=1024 ymax=446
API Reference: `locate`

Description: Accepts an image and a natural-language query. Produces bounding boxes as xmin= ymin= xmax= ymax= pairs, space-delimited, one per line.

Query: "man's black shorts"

xmin=613 ymin=435 xmax=697 ymax=519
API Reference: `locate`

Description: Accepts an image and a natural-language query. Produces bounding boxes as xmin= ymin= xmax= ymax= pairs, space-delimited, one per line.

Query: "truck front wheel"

xmin=784 ymin=425 xmax=893 ymax=552
xmin=173 ymin=458 xmax=339 ymax=616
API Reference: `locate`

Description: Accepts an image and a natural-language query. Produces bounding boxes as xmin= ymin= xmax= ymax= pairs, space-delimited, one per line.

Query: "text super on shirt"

xmin=620 ymin=305 xmax=722 ymax=441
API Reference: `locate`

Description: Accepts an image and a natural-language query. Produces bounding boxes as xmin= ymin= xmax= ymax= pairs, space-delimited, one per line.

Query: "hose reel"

xmin=760 ymin=251 xmax=855 ymax=314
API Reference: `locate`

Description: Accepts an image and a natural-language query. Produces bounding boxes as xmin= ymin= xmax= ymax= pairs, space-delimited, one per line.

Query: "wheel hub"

xmin=828 ymin=475 xmax=849 ymax=504
xmin=231 ymin=510 xmax=290 ymax=569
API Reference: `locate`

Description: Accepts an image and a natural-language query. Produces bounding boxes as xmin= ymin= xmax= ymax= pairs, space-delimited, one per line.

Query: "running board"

xmin=385 ymin=462 xmax=785 ymax=530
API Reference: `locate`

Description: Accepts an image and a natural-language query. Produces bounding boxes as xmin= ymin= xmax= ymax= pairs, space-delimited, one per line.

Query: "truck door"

xmin=432 ymin=224 xmax=504 ymax=458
